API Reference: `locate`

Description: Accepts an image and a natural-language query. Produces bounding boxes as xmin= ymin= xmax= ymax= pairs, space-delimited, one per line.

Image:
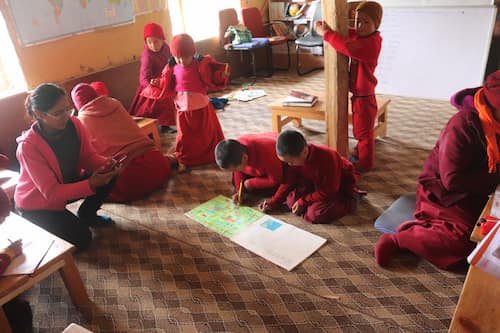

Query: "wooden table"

xmin=0 ymin=168 xmax=19 ymax=199
xmin=448 ymin=194 xmax=500 ymax=333
xmin=135 ymin=117 xmax=161 ymax=147
xmin=269 ymin=94 xmax=390 ymax=137
xmin=0 ymin=213 xmax=90 ymax=333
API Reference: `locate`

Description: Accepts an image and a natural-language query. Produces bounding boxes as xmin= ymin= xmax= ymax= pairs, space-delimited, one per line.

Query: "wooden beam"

xmin=322 ymin=0 xmax=349 ymax=156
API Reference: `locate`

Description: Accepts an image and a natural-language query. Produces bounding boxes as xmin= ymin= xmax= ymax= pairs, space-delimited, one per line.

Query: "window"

xmin=168 ymin=0 xmax=240 ymax=41
xmin=0 ymin=12 xmax=26 ymax=98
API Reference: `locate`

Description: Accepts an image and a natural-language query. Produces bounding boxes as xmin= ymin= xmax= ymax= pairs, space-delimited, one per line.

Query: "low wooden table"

xmin=0 ymin=213 xmax=90 ymax=333
xmin=134 ymin=117 xmax=161 ymax=147
xmin=269 ymin=95 xmax=391 ymax=137
xmin=448 ymin=194 xmax=500 ymax=333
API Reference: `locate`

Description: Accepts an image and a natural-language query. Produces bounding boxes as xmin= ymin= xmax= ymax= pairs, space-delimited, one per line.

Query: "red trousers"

xmin=394 ymin=184 xmax=476 ymax=270
xmin=128 ymin=86 xmax=176 ymax=126
xmin=109 ymin=150 xmax=170 ymax=203
xmin=352 ymin=95 xmax=377 ymax=170
xmin=286 ymin=185 xmax=356 ymax=224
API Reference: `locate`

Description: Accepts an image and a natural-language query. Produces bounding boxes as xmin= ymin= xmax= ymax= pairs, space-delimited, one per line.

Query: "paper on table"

xmin=467 ymin=222 xmax=500 ymax=280
xmin=230 ymin=215 xmax=327 ymax=271
xmin=489 ymin=184 xmax=500 ymax=218
xmin=2 ymin=237 xmax=55 ymax=276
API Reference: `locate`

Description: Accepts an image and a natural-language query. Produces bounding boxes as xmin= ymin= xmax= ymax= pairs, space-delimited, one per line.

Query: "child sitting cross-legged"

xmin=215 ymin=132 xmax=285 ymax=206
xmin=268 ymin=130 xmax=359 ymax=224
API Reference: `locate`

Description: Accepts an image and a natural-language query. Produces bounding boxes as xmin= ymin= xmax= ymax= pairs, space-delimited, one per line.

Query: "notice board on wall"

xmin=374 ymin=6 xmax=496 ymax=100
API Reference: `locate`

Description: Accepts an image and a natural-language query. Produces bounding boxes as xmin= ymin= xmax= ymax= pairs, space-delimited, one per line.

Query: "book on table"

xmin=282 ymin=90 xmax=318 ymax=107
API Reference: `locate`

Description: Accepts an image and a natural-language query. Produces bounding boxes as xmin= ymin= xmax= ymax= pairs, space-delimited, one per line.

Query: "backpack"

xmin=224 ymin=24 xmax=252 ymax=45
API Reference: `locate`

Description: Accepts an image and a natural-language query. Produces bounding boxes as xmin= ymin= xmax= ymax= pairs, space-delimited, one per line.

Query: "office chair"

xmin=218 ymin=8 xmax=273 ymax=79
xmin=241 ymin=7 xmax=292 ymax=70
xmin=294 ymin=0 xmax=323 ymax=76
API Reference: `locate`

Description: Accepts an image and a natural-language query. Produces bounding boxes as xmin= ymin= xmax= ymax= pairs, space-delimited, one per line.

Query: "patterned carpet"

xmin=23 ymin=71 xmax=467 ymax=333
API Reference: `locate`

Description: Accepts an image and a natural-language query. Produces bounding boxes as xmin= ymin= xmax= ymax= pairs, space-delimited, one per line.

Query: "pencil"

xmin=237 ymin=180 xmax=243 ymax=205
xmin=7 ymin=238 xmax=14 ymax=244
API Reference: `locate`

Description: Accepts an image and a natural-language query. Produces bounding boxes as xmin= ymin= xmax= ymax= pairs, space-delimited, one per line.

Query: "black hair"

xmin=25 ymin=83 xmax=66 ymax=117
xmin=276 ymin=130 xmax=307 ymax=157
xmin=215 ymin=139 xmax=248 ymax=168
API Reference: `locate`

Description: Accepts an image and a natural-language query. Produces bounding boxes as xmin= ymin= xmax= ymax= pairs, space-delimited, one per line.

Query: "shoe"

xmin=161 ymin=126 xmax=177 ymax=134
xmin=83 ymin=215 xmax=115 ymax=228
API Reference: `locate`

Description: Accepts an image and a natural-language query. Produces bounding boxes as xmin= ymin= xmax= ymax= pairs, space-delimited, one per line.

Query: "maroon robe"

xmin=393 ymin=87 xmax=500 ymax=269
xmin=129 ymin=44 xmax=176 ymax=126
xmin=269 ymin=144 xmax=358 ymax=223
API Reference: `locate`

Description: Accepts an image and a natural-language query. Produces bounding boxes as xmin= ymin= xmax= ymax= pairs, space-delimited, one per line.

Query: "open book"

xmin=282 ymin=90 xmax=318 ymax=107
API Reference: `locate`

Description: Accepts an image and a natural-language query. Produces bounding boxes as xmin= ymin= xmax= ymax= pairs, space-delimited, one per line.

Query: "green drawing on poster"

xmin=185 ymin=195 xmax=264 ymax=238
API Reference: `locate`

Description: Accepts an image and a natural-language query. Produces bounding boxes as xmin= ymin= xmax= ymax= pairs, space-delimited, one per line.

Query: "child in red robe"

xmin=375 ymin=70 xmax=500 ymax=270
xmin=268 ymin=130 xmax=358 ymax=224
xmin=215 ymin=132 xmax=284 ymax=205
xmin=316 ymin=1 xmax=383 ymax=171
xmin=128 ymin=23 xmax=176 ymax=133
xmin=72 ymin=83 xmax=171 ymax=202
xmin=144 ymin=33 xmax=226 ymax=172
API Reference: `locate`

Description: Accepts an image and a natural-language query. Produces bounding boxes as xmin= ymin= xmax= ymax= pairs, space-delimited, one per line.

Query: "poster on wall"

xmin=7 ymin=0 xmax=134 ymax=46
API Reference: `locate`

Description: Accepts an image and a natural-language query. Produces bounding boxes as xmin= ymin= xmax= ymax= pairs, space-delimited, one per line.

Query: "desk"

xmin=269 ymin=94 xmax=390 ymax=137
xmin=448 ymin=195 xmax=500 ymax=333
xmin=0 ymin=169 xmax=19 ymax=199
xmin=0 ymin=213 xmax=89 ymax=333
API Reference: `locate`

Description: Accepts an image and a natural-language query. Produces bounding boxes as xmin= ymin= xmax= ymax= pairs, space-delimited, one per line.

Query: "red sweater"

xmin=323 ymin=28 xmax=381 ymax=96
xmin=233 ymin=133 xmax=283 ymax=193
xmin=269 ymin=144 xmax=357 ymax=207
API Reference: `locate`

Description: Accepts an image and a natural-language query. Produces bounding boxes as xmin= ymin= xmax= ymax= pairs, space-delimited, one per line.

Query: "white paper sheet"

xmin=2 ymin=237 xmax=55 ymax=276
xmin=468 ymin=223 xmax=500 ymax=280
xmin=230 ymin=216 xmax=327 ymax=271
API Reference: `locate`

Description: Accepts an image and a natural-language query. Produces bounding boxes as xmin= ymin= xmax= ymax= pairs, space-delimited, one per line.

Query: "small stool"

xmin=135 ymin=117 xmax=161 ymax=147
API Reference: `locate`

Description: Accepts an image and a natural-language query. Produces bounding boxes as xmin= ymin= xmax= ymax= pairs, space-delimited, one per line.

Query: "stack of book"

xmin=282 ymin=90 xmax=318 ymax=107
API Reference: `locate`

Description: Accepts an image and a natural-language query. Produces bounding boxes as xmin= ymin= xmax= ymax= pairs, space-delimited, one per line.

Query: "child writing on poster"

xmin=129 ymin=23 xmax=177 ymax=133
xmin=266 ymin=130 xmax=358 ymax=224
xmin=143 ymin=33 xmax=228 ymax=172
xmin=315 ymin=1 xmax=383 ymax=171
xmin=214 ymin=132 xmax=285 ymax=205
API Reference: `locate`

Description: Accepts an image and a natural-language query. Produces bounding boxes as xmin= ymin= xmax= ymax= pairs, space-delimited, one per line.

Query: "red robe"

xmin=129 ymin=44 xmax=176 ymax=126
xmin=323 ymin=29 xmax=382 ymax=170
xmin=269 ymin=144 xmax=358 ymax=223
xmin=393 ymin=87 xmax=500 ymax=269
xmin=142 ymin=55 xmax=228 ymax=166
xmin=233 ymin=132 xmax=284 ymax=197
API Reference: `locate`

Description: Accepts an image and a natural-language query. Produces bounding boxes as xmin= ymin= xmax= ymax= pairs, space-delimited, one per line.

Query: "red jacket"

xmin=269 ymin=144 xmax=357 ymax=207
xmin=233 ymin=133 xmax=284 ymax=193
xmin=323 ymin=28 xmax=381 ymax=96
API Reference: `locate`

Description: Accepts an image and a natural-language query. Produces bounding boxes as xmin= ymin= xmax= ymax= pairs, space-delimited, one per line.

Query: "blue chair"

xmin=218 ymin=8 xmax=273 ymax=79
xmin=294 ymin=0 xmax=323 ymax=76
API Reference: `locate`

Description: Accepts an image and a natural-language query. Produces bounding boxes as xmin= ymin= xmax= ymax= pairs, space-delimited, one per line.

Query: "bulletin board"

xmin=375 ymin=6 xmax=496 ymax=100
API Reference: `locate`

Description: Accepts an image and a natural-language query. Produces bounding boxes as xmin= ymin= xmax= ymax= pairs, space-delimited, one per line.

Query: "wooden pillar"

xmin=322 ymin=0 xmax=349 ymax=156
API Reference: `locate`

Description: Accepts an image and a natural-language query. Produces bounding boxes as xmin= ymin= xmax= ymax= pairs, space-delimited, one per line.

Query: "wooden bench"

xmin=134 ymin=117 xmax=161 ymax=147
xmin=270 ymin=95 xmax=391 ymax=137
